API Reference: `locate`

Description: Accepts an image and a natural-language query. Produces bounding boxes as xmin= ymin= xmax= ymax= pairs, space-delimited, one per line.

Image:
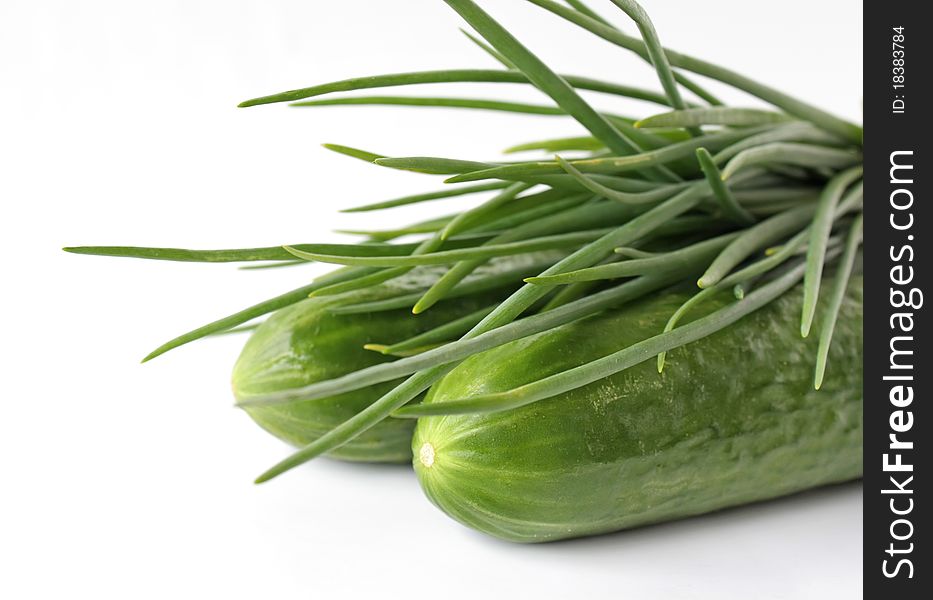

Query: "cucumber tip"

xmin=419 ymin=442 xmax=435 ymax=468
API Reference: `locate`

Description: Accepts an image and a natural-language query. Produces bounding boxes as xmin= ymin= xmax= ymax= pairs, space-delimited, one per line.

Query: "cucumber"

xmin=232 ymin=254 xmax=559 ymax=462
xmin=412 ymin=278 xmax=862 ymax=541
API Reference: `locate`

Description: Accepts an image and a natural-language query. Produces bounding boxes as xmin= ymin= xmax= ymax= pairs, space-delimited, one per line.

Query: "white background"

xmin=2 ymin=1 xmax=862 ymax=598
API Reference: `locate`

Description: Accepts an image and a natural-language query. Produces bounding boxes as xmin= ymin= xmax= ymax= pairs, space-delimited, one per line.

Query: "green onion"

xmin=694 ymin=147 xmax=755 ymax=225
xmin=636 ymin=107 xmax=794 ymax=129
xmin=813 ymin=214 xmax=863 ymax=389
xmin=69 ymin=0 xmax=862 ymax=483
xmin=800 ymin=166 xmax=864 ymax=336
xmin=525 ymin=0 xmax=862 ymax=142
xmin=525 ymin=233 xmax=739 ymax=285
xmin=394 ymin=259 xmax=812 ymax=417
xmin=239 ymin=69 xmax=681 ymax=110
xmin=340 ymin=182 xmax=508 ymax=213
xmin=721 ymin=143 xmax=860 ymax=180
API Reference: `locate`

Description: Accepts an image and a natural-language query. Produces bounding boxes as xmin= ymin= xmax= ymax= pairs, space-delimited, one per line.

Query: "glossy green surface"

xmin=231 ymin=258 xmax=548 ymax=462
xmin=414 ymin=278 xmax=862 ymax=541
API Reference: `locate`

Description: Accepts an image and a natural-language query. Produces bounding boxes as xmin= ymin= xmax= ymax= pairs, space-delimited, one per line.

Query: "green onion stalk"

xmin=65 ymin=0 xmax=863 ymax=483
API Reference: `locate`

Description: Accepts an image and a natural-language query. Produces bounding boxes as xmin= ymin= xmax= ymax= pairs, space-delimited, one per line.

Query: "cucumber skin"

xmin=232 ymin=294 xmax=495 ymax=462
xmin=413 ymin=279 xmax=862 ymax=542
xmin=230 ymin=253 xmax=564 ymax=462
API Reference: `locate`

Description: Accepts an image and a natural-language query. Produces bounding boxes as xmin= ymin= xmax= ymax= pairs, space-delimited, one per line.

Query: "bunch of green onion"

xmin=66 ymin=0 xmax=863 ymax=483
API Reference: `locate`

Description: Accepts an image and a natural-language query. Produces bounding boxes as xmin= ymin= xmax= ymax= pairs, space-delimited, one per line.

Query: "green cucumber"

xmin=232 ymin=254 xmax=559 ymax=462
xmin=413 ymin=278 xmax=862 ymax=541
